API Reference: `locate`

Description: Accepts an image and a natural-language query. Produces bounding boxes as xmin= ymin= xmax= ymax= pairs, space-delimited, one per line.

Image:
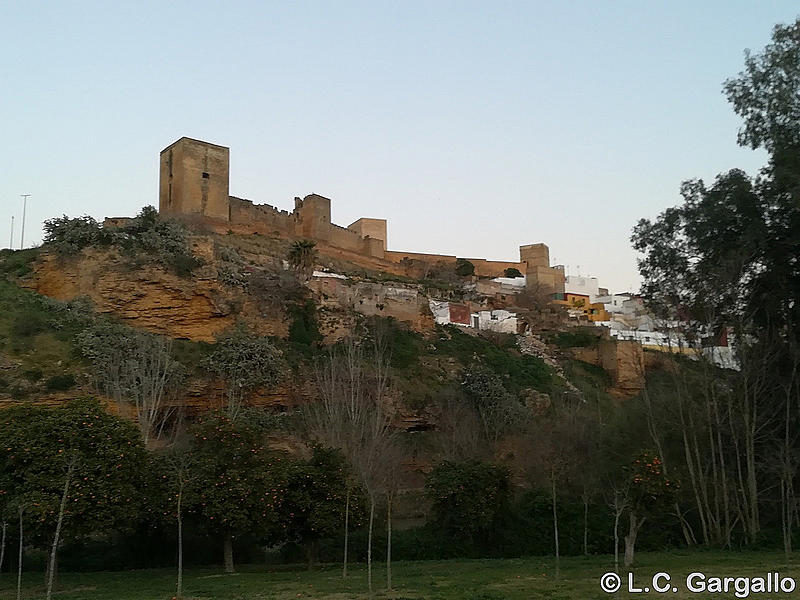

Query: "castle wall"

xmin=384 ymin=250 xmax=523 ymax=278
xmin=229 ymin=197 xmax=296 ymax=235
xmin=155 ymin=137 xmax=561 ymax=287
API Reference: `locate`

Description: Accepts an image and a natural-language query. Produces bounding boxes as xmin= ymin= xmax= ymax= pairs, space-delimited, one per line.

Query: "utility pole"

xmin=9 ymin=215 xmax=14 ymax=249
xmin=20 ymin=194 xmax=30 ymax=250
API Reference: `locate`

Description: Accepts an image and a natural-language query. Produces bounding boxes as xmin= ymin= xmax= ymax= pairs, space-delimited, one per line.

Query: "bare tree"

xmin=608 ymin=484 xmax=629 ymax=574
xmin=435 ymin=390 xmax=483 ymax=461
xmin=164 ymin=443 xmax=195 ymax=600
xmin=45 ymin=453 xmax=78 ymax=600
xmin=303 ymin=323 xmax=397 ymax=593
xmin=16 ymin=505 xmax=23 ymax=600
xmin=122 ymin=335 xmax=182 ymax=447
xmin=0 ymin=520 xmax=6 ymax=577
xmin=79 ymin=326 xmax=183 ymax=446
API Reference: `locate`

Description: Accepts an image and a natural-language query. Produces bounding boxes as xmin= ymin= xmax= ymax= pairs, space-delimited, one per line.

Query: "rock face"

xmin=29 ymin=249 xmax=288 ymax=342
xmin=311 ymin=276 xmax=434 ymax=341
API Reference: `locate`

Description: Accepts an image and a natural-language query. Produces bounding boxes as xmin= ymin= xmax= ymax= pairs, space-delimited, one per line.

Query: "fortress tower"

xmin=159 ymin=137 xmax=230 ymax=222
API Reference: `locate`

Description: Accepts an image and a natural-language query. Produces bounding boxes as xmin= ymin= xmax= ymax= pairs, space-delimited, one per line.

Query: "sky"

xmin=1 ymin=1 xmax=795 ymax=293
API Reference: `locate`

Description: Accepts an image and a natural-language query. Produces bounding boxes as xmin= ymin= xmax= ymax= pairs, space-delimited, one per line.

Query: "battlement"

xmin=155 ymin=137 xmax=564 ymax=291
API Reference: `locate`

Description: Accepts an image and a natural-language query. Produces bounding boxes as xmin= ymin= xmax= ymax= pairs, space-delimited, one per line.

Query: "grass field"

xmin=2 ymin=550 xmax=799 ymax=600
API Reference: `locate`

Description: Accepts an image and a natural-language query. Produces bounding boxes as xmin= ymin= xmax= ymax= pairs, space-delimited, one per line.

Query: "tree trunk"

xmin=387 ymin=492 xmax=393 ymax=591
xmin=551 ymin=471 xmax=560 ymax=577
xmin=582 ymin=494 xmax=589 ymax=556
xmin=177 ymin=491 xmax=183 ymax=599
xmin=624 ymin=510 xmax=644 ymax=567
xmin=223 ymin=533 xmax=235 ymax=574
xmin=16 ymin=508 xmax=23 ymax=600
xmin=305 ymin=540 xmax=317 ymax=570
xmin=613 ymin=505 xmax=621 ymax=573
xmin=47 ymin=457 xmax=75 ymax=600
xmin=367 ymin=494 xmax=375 ymax=593
xmin=0 ymin=521 xmax=6 ymax=575
xmin=342 ymin=487 xmax=350 ymax=580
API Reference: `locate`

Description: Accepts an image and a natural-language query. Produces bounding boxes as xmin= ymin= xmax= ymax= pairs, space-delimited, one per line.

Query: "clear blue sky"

xmin=1 ymin=1 xmax=794 ymax=293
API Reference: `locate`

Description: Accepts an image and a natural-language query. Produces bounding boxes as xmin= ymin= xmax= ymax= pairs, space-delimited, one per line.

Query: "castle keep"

xmin=158 ymin=137 xmax=565 ymax=292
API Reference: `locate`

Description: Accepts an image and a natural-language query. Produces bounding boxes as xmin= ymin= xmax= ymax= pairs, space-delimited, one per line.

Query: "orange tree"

xmin=623 ymin=450 xmax=679 ymax=566
xmin=0 ymin=399 xmax=147 ymax=562
xmin=187 ymin=412 xmax=288 ymax=573
xmin=282 ymin=445 xmax=364 ymax=569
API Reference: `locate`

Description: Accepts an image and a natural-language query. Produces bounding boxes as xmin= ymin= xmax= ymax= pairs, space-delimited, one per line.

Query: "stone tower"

xmin=159 ymin=137 xmax=230 ymax=221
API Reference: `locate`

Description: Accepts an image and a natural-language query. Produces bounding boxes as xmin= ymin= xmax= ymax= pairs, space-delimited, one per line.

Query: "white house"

xmin=565 ymin=275 xmax=600 ymax=303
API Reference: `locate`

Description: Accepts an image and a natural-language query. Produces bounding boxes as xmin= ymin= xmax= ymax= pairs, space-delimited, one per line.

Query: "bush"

xmin=455 ymin=258 xmax=475 ymax=277
xmin=43 ymin=215 xmax=109 ymax=255
xmin=45 ymin=373 xmax=77 ymax=391
xmin=22 ymin=368 xmax=43 ymax=382
xmin=425 ymin=460 xmax=511 ymax=543
xmin=504 ymin=267 xmax=523 ymax=278
xmin=550 ymin=327 xmax=600 ymax=348
xmin=45 ymin=206 xmax=203 ymax=277
xmin=11 ymin=308 xmax=48 ymax=338
xmin=288 ymin=300 xmax=322 ymax=347
xmin=434 ymin=326 xmax=552 ymax=392
xmin=0 ymin=248 xmax=39 ymax=277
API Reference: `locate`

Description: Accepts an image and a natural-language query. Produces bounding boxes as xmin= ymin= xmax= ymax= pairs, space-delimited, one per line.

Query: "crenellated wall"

xmin=155 ymin=136 xmax=563 ymax=291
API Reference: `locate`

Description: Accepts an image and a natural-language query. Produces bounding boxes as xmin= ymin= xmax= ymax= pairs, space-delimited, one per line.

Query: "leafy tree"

xmin=724 ymin=19 xmax=800 ymax=156
xmin=633 ymin=18 xmax=800 ymax=549
xmin=455 ymin=258 xmax=475 ymax=277
xmin=622 ymin=451 xmax=678 ymax=566
xmin=0 ymin=399 xmax=147 ymax=588
xmin=187 ymin=413 xmax=288 ymax=573
xmin=425 ymin=460 xmax=511 ymax=546
xmin=504 ymin=267 xmax=523 ymax=278
xmin=205 ymin=327 xmax=284 ymax=421
xmin=283 ymin=446 xmax=361 ymax=568
xmin=287 ymin=240 xmax=317 ymax=282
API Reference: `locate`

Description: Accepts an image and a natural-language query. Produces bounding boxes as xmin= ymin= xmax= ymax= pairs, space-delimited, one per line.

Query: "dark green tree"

xmin=425 ymin=460 xmax=511 ymax=547
xmin=282 ymin=446 xmax=361 ymax=569
xmin=0 ymin=399 xmax=147 ymax=588
xmin=188 ymin=413 xmax=288 ymax=573
xmin=455 ymin=259 xmax=475 ymax=277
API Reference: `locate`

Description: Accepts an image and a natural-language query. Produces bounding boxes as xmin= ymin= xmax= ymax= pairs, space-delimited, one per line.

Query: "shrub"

xmin=46 ymin=206 xmax=203 ymax=277
xmin=11 ymin=308 xmax=48 ymax=338
xmin=455 ymin=258 xmax=475 ymax=277
xmin=249 ymin=268 xmax=304 ymax=308
xmin=288 ymin=300 xmax=321 ymax=347
xmin=45 ymin=373 xmax=77 ymax=391
xmin=550 ymin=328 xmax=600 ymax=348
xmin=0 ymin=248 xmax=39 ymax=277
xmin=43 ymin=215 xmax=109 ymax=255
xmin=504 ymin=267 xmax=523 ymax=278
xmin=22 ymin=368 xmax=43 ymax=382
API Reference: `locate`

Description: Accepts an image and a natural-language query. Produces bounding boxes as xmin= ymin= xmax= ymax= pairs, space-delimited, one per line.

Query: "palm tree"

xmin=287 ymin=240 xmax=317 ymax=282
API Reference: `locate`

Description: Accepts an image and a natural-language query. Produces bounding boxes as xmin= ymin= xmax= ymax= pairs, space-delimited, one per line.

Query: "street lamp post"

xmin=20 ymin=194 xmax=30 ymax=250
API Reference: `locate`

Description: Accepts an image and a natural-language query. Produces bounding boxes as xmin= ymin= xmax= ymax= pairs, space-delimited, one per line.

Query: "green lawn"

xmin=2 ymin=550 xmax=798 ymax=600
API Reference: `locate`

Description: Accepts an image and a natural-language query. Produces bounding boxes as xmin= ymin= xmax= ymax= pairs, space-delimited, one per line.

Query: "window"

xmin=202 ymin=172 xmax=210 ymax=179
